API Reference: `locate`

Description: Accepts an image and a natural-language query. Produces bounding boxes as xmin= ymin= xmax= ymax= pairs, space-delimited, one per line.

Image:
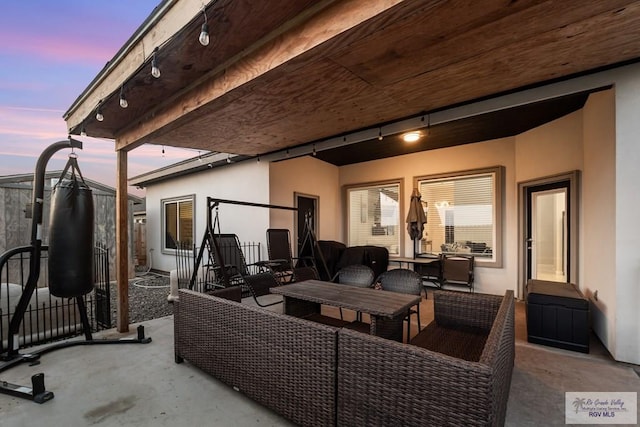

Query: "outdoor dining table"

xmin=270 ymin=279 xmax=421 ymax=342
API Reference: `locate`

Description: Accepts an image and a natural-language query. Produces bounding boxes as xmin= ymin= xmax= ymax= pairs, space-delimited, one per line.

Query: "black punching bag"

xmin=48 ymin=158 xmax=94 ymax=297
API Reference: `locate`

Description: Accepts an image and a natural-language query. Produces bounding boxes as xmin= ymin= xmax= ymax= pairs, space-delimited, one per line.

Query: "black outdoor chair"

xmin=208 ymin=233 xmax=264 ymax=295
xmin=242 ymin=271 xmax=283 ymax=307
xmin=291 ymin=265 xmax=320 ymax=282
xmin=376 ymin=268 xmax=422 ymax=343
xmin=265 ymin=228 xmax=315 ymax=284
xmin=332 ymin=264 xmax=375 ymax=320
xmin=414 ymin=253 xmax=442 ymax=296
xmin=441 ymin=254 xmax=475 ymax=293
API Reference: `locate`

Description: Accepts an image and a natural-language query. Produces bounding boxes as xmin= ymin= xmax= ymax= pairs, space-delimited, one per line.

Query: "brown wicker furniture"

xmin=270 ymin=279 xmax=421 ymax=342
xmin=337 ymin=290 xmax=515 ymax=426
xmin=174 ymin=289 xmax=338 ymax=427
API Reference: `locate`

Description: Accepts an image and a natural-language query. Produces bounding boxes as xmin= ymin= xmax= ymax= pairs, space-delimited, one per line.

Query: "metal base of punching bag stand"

xmin=0 ymin=139 xmax=152 ymax=404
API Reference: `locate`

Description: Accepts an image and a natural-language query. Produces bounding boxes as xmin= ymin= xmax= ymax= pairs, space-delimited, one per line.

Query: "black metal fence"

xmin=174 ymin=240 xmax=262 ymax=293
xmin=0 ymin=244 xmax=111 ymax=352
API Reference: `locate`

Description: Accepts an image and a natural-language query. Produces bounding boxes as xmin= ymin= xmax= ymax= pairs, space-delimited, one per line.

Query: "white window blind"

xmin=347 ymin=183 xmax=401 ymax=256
xmin=163 ymin=197 xmax=194 ymax=250
xmin=418 ymin=170 xmax=497 ymax=260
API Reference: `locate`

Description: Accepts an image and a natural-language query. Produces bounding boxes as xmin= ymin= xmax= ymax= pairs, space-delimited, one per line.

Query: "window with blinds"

xmin=162 ymin=196 xmax=194 ymax=250
xmin=416 ymin=167 xmax=503 ymax=265
xmin=346 ymin=181 xmax=401 ymax=256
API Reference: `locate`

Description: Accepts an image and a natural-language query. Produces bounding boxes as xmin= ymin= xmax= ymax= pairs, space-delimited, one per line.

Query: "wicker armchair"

xmin=337 ymin=290 xmax=515 ymax=426
xmin=376 ymin=268 xmax=422 ymax=342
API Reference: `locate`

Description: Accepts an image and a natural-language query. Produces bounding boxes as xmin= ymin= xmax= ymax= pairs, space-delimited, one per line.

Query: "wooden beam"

xmin=116 ymin=149 xmax=129 ymax=332
xmin=115 ymin=0 xmax=405 ymax=151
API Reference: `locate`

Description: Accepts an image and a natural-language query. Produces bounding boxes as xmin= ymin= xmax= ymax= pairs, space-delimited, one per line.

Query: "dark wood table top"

xmin=270 ymin=280 xmax=421 ymax=318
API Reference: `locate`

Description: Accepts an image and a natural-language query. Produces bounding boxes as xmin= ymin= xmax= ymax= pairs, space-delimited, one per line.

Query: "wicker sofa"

xmin=337 ymin=290 xmax=515 ymax=426
xmin=174 ymin=288 xmax=339 ymax=427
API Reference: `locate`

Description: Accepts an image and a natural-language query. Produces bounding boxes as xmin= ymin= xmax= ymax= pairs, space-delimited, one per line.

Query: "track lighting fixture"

xmin=119 ymin=85 xmax=128 ymax=108
xmin=151 ymin=48 xmax=161 ymax=78
xmin=199 ymin=8 xmax=210 ymax=46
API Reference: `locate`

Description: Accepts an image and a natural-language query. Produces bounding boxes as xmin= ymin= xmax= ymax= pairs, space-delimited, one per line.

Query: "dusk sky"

xmin=0 ymin=1 xmax=198 ymax=196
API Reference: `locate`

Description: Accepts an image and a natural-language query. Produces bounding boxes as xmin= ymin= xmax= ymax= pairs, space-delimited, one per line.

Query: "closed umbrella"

xmin=406 ymin=188 xmax=427 ymax=256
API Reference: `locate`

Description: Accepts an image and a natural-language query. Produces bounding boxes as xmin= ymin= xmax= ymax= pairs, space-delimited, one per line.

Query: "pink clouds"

xmin=0 ymin=30 xmax=120 ymax=65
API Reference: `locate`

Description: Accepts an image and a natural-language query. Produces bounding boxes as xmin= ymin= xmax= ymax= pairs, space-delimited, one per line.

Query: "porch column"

xmin=116 ymin=149 xmax=129 ymax=332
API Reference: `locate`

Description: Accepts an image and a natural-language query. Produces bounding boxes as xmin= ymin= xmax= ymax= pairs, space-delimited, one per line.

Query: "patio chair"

xmin=265 ymin=228 xmax=315 ymax=284
xmin=414 ymin=253 xmax=442 ymax=296
xmin=332 ymin=264 xmax=375 ymax=320
xmin=208 ymin=233 xmax=264 ymax=295
xmin=441 ymin=254 xmax=475 ymax=293
xmin=241 ymin=272 xmax=282 ymax=307
xmin=376 ymin=268 xmax=422 ymax=343
xmin=291 ymin=265 xmax=320 ymax=282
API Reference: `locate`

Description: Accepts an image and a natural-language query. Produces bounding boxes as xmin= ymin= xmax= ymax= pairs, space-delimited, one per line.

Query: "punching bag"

xmin=48 ymin=157 xmax=94 ymax=297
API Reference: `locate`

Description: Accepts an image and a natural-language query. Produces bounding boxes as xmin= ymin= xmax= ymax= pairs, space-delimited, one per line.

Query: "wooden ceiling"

xmin=69 ymin=0 xmax=640 ymax=158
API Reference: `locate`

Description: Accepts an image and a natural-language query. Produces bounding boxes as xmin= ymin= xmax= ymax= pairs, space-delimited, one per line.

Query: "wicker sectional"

xmin=174 ymin=289 xmax=339 ymax=427
xmin=174 ymin=288 xmax=514 ymax=427
xmin=337 ymin=290 xmax=515 ymax=426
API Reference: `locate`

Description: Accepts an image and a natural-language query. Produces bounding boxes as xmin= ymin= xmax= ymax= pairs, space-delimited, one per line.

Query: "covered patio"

xmin=3 ymin=300 xmax=639 ymax=425
xmin=62 ymin=1 xmax=640 ymax=347
xmin=52 ymin=4 xmax=640 ymax=423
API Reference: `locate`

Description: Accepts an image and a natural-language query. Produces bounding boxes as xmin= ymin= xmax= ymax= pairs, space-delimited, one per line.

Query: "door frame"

xmin=518 ymin=170 xmax=579 ymax=299
xmin=294 ymin=192 xmax=319 ymax=257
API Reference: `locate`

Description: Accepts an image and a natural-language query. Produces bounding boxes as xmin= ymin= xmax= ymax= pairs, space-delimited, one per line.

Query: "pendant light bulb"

xmin=80 ymin=125 xmax=87 ymax=137
xmin=199 ymin=22 xmax=210 ymax=46
xmin=151 ymin=51 xmax=161 ymax=78
xmin=95 ymin=109 xmax=104 ymax=122
xmin=119 ymin=86 xmax=128 ymax=108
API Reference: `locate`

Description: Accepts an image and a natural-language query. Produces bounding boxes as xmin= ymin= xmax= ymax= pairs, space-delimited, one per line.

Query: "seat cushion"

xmin=410 ymin=321 xmax=488 ymax=362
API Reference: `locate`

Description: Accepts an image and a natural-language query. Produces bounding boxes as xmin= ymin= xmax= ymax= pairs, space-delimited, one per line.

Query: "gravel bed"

xmin=109 ymin=272 xmax=173 ymax=327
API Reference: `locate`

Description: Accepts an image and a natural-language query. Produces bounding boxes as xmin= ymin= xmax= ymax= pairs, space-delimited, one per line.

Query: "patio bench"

xmin=337 ymin=290 xmax=515 ymax=426
xmin=174 ymin=288 xmax=338 ymax=427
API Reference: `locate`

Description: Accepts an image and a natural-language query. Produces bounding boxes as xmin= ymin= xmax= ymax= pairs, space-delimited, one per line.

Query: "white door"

xmin=530 ymin=188 xmax=567 ymax=282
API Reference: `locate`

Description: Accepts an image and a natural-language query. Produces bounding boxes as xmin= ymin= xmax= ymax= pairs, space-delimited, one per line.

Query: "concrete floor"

xmin=1 ymin=295 xmax=639 ymax=426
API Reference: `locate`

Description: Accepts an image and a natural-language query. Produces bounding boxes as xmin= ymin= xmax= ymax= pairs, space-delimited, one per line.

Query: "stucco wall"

xmin=613 ymin=68 xmax=640 ymax=364
xmin=144 ymin=161 xmax=271 ymax=272
xmin=269 ymin=156 xmax=340 ymax=248
xmin=338 ymin=137 xmax=517 ymax=296
xmin=582 ymin=90 xmax=616 ymax=355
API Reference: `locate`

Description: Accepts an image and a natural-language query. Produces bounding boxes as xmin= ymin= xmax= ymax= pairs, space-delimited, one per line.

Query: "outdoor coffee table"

xmin=270 ymin=280 xmax=421 ymax=342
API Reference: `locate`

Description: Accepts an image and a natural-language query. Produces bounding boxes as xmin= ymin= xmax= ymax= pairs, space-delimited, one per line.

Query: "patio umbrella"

xmin=406 ymin=188 xmax=427 ymax=255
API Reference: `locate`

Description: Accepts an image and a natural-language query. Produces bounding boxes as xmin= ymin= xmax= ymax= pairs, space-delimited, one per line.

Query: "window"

xmin=346 ymin=181 xmax=402 ymax=256
xmin=162 ymin=196 xmax=194 ymax=251
xmin=416 ymin=167 xmax=503 ymax=266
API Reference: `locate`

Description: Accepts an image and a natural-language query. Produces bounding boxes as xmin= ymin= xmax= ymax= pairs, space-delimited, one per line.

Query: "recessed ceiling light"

xmin=403 ymin=132 xmax=421 ymax=142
